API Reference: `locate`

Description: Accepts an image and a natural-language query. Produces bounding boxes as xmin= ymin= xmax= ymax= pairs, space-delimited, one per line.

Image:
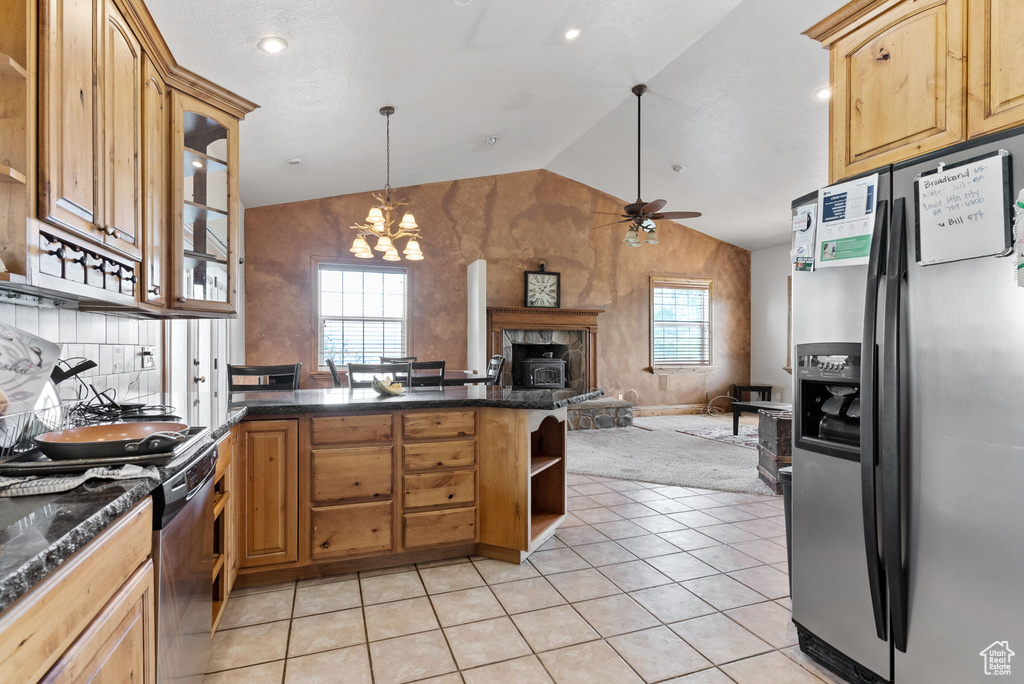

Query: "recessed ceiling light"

xmin=815 ymin=86 xmax=831 ymax=100
xmin=191 ymin=160 xmax=204 ymax=169
xmin=286 ymin=158 xmax=302 ymax=165
xmin=564 ymin=28 xmax=581 ymax=40
xmin=486 ymin=136 xmax=499 ymax=145
xmin=258 ymin=36 xmax=288 ymax=54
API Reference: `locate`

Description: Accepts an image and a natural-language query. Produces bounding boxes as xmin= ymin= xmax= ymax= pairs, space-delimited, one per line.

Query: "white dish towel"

xmin=0 ymin=464 xmax=161 ymax=497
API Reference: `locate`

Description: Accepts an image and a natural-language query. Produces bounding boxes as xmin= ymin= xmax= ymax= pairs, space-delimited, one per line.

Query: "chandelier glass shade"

xmin=349 ymin=106 xmax=425 ymax=261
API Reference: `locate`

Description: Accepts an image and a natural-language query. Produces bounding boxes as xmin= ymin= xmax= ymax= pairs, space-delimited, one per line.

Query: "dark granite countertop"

xmin=0 ymin=386 xmax=600 ymax=613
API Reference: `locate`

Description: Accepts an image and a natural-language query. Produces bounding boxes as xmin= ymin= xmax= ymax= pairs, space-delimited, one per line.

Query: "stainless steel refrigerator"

xmin=790 ymin=129 xmax=1024 ymax=684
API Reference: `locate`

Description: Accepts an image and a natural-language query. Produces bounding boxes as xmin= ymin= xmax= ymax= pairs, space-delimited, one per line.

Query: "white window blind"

xmin=318 ymin=263 xmax=407 ymax=369
xmin=651 ymin=278 xmax=712 ymax=367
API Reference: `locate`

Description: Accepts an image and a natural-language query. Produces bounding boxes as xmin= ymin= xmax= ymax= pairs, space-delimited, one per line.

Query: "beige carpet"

xmin=567 ymin=414 xmax=776 ymax=496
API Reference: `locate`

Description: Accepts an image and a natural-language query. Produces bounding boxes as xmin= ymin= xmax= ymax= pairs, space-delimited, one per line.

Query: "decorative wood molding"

xmin=803 ymin=0 xmax=899 ymax=45
xmin=113 ymin=0 xmax=258 ymax=118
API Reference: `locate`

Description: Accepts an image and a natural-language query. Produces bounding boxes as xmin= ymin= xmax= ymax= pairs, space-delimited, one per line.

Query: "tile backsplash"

xmin=0 ymin=296 xmax=163 ymax=403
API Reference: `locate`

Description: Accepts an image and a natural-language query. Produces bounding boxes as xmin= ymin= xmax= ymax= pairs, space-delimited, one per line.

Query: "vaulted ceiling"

xmin=147 ymin=0 xmax=845 ymax=250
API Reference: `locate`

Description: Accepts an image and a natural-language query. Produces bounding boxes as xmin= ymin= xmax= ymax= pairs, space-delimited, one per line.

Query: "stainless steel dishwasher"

xmin=152 ymin=441 xmax=217 ymax=683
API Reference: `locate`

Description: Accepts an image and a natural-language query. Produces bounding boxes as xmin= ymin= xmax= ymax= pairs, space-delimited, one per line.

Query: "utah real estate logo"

xmin=980 ymin=641 xmax=1014 ymax=676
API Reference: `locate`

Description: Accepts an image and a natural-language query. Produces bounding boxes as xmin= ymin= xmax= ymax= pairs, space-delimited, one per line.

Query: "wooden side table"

xmin=733 ymin=384 xmax=773 ymax=402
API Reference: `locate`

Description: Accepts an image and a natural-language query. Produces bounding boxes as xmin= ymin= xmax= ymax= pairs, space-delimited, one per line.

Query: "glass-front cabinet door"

xmin=170 ymin=91 xmax=239 ymax=314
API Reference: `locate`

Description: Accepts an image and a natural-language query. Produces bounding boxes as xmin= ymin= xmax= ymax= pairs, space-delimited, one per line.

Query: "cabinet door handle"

xmin=104 ymin=226 xmax=118 ymax=237
xmin=177 ymin=296 xmax=187 ymax=303
xmin=149 ymin=285 xmax=161 ymax=295
xmin=194 ymin=376 xmax=206 ymax=384
xmin=125 ymin=273 xmax=138 ymax=284
xmin=70 ymin=253 xmax=86 ymax=266
xmin=47 ymin=246 xmax=66 ymax=260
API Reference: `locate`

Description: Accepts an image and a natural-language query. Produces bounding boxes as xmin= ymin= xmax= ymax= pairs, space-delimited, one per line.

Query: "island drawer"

xmin=402 ymin=410 xmax=476 ymax=440
xmin=311 ymin=446 xmax=392 ymax=502
xmin=404 ymin=441 xmax=476 ymax=471
xmin=312 ymin=414 xmax=392 ymax=445
xmin=404 ymin=507 xmax=476 ymax=548
xmin=403 ymin=470 xmax=475 ymax=508
xmin=311 ymin=501 xmax=392 ymax=560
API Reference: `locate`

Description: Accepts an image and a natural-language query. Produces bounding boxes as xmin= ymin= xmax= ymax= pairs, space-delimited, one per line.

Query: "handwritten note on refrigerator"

xmin=914 ymin=150 xmax=1013 ymax=266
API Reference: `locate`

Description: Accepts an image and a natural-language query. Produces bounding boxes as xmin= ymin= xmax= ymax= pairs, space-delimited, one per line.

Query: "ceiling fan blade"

xmin=592 ymin=211 xmax=631 ymax=217
xmin=592 ymin=218 xmax=633 ymax=229
xmin=641 ymin=199 xmax=667 ymax=215
xmin=653 ymin=211 xmax=703 ymax=220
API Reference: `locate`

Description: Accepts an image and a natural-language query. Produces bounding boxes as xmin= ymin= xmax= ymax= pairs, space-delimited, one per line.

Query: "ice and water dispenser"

xmin=794 ymin=343 xmax=862 ymax=460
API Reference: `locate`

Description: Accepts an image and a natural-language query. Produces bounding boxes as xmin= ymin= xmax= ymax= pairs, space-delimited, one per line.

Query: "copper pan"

xmin=35 ymin=422 xmax=190 ymax=460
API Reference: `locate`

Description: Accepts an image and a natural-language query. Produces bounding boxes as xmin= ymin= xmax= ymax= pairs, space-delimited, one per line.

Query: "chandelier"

xmin=349 ymin=106 xmax=423 ymax=261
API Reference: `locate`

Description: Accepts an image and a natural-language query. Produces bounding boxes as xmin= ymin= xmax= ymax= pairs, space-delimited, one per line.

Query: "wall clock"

xmin=524 ymin=261 xmax=560 ymax=308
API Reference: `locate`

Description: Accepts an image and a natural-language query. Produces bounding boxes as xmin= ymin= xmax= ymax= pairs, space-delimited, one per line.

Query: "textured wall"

xmin=750 ymin=245 xmax=793 ymax=403
xmin=243 ymin=169 xmax=750 ymax=406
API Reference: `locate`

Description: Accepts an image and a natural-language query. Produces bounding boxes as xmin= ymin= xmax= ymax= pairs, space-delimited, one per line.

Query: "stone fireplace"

xmin=487 ymin=307 xmax=602 ymax=392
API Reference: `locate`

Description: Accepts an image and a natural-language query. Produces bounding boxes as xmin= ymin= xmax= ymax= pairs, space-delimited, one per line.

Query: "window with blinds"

xmin=318 ymin=263 xmax=408 ymax=369
xmin=650 ymin=277 xmax=713 ymax=368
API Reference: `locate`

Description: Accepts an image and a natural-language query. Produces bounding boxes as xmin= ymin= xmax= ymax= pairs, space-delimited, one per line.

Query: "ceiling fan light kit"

xmin=348 ymin=106 xmax=425 ymax=261
xmin=593 ymin=84 xmax=702 ymax=247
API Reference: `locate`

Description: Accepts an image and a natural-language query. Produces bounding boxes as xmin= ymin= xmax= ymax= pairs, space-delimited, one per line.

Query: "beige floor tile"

xmin=642 ymin=498 xmax=696 ymax=514
xmin=616 ymin=534 xmax=684 ymax=558
xmin=781 ymin=646 xmax=848 ymax=683
xmin=410 ymin=676 xmax=464 ymax=684
xmin=369 ymin=630 xmax=457 ymax=684
xmin=659 ymin=668 xmax=736 ymax=683
xmin=658 ymin=529 xmax=721 ymax=551
xmin=208 ymin=620 xmax=290 ymax=672
xmin=730 ymin=539 xmax=789 ymax=565
xmin=364 ymin=597 xmax=440 ymax=641
xmin=528 ymin=548 xmax=590 ymax=575
xmin=706 ymin=492 xmax=758 ymax=506
xmin=218 ymin=589 xmax=294 ymax=630
xmin=607 ymin=502 xmax=660 ymax=518
xmin=775 ymin=596 xmax=793 ymax=610
xmin=546 ymin=568 xmax=621 ymax=602
xmin=511 ymin=605 xmax=600 ymax=652
xmin=609 ymin=626 xmax=713 ymax=681
xmin=570 ymin=541 xmax=638 ymax=567
xmin=284 ymin=644 xmax=372 ymax=684
xmin=632 ymin=514 xmax=688 ymax=534
xmin=622 ymin=488 xmax=670 ymax=503
xmin=681 ymin=575 xmax=767 ymax=611
xmin=597 ymin=560 xmax=673 ymax=591
xmin=646 ymin=552 xmax=719 ymax=582
xmin=288 ymin=607 xmax=366 ymax=657
xmin=443 ymin=616 xmax=532 ymax=669
xmin=571 ymin=594 xmax=659 ymax=637
xmin=430 ymin=586 xmax=506 ymax=627
xmin=689 ymin=545 xmax=763 ymax=573
xmin=574 ymin=506 xmax=623 ymax=524
xmin=726 ymin=601 xmax=799 ymax=648
xmin=732 ymin=518 xmax=787 ymax=539
xmin=666 ymin=511 xmax=725 ymax=528
xmin=490 ymin=577 xmax=566 ymax=614
xmin=678 ymin=495 xmax=724 ymax=510
xmin=203 ymin=660 xmax=284 ymax=683
xmin=590 ymin=519 xmax=650 ymax=540
xmin=720 ymin=651 xmax=825 ymax=683
xmin=293 ymin=579 xmax=361 ymax=617
xmin=629 ymin=583 xmax=716 ymax=623
xmin=769 ymin=534 xmax=788 ymax=548
xmin=559 ymin=512 xmax=587 ymax=528
xmin=230 ymin=580 xmax=296 ymax=597
xmin=296 ymin=573 xmax=357 ymax=588
xmin=555 ymin=525 xmax=611 ymax=546
xmin=587 ymin=492 xmax=637 ymax=507
xmin=539 ymin=640 xmax=644 ymax=684
xmin=699 ymin=523 xmax=760 ymax=544
xmin=417 ymin=556 xmax=472 ymax=569
xmin=462 ymin=655 xmax=553 ymax=683
xmin=360 ymin=564 xmax=417 ymax=578
xmin=572 ymin=482 xmax=615 ymax=495
xmin=602 ymin=480 xmax=647 ymax=492
xmin=728 ymin=565 xmax=791 ymax=599
xmin=566 ymin=474 xmax=595 ymax=485
xmin=473 ymin=558 xmax=540 ymax=584
xmin=420 ymin=562 xmax=486 ymax=594
xmin=538 ymin=536 xmax=568 ymax=550
xmin=772 ymin=560 xmax=789 ymax=574
xmin=650 ymin=486 xmax=695 ymax=498
xmin=703 ymin=506 xmax=759 ymax=523
xmin=361 ymin=571 xmax=426 ymax=605
xmin=566 ymin=495 xmax=601 ymax=511
xmin=669 ymin=613 xmax=773 ymax=664
xmin=733 ymin=502 xmax=781 ymax=518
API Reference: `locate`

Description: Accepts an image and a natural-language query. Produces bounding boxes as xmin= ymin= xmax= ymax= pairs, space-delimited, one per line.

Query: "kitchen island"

xmin=228 ymin=385 xmax=602 ymax=587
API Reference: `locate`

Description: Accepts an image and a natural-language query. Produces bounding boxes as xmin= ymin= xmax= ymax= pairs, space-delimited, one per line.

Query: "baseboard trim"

xmin=634 ymin=402 xmax=730 ymax=417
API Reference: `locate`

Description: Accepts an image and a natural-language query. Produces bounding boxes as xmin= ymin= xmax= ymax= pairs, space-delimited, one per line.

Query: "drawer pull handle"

xmin=447 ymin=494 xmax=454 ymax=500
xmin=354 ymin=481 xmax=360 ymax=486
xmin=320 ymin=541 xmax=330 ymax=549
xmin=47 ymin=246 xmax=66 ymax=260
xmin=437 ymin=461 xmax=444 ymax=467
xmin=149 ymin=285 xmax=161 ymax=295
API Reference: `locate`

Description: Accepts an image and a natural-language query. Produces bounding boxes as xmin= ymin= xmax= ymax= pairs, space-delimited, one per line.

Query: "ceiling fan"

xmin=594 ymin=84 xmax=702 ymax=246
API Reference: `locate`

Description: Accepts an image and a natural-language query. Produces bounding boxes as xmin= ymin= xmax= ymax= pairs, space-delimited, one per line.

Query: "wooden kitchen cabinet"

xmin=140 ymin=55 xmax=167 ymax=309
xmin=239 ymin=419 xmax=299 ymax=568
xmin=311 ymin=501 xmax=393 ymax=560
xmin=212 ymin=427 xmax=238 ymax=632
xmin=967 ymin=0 xmax=1024 ymax=137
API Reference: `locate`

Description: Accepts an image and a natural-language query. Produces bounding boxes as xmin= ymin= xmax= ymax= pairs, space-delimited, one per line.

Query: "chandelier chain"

xmin=385 ymin=110 xmax=391 ymax=198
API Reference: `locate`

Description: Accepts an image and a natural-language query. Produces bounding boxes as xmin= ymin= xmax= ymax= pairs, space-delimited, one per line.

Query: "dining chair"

xmin=410 ymin=360 xmax=446 ymax=387
xmin=381 ymin=356 xmax=417 ymax=364
xmin=228 ymin=363 xmax=302 ymax=392
xmin=325 ymin=358 xmax=343 ymax=388
xmin=485 ymin=355 xmax=505 ymax=386
xmin=347 ymin=363 xmax=412 ymax=388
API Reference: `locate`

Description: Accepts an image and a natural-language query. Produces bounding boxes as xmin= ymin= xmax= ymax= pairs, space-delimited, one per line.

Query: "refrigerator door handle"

xmin=883 ymin=197 xmax=909 ymax=653
xmin=861 ymin=199 xmax=888 ymax=641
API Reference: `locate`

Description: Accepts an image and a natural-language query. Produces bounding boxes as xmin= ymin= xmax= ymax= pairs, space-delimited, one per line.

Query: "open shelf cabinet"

xmin=528 ymin=415 xmax=566 ymax=546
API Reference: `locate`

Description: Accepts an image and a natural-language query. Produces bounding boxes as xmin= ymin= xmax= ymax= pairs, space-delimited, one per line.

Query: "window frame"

xmin=649 ymin=276 xmax=714 ymax=372
xmin=312 ymin=257 xmax=411 ymax=372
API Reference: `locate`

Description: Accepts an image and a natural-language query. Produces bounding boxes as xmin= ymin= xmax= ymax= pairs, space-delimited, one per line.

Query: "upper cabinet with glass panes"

xmin=169 ymin=92 xmax=240 ymax=314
